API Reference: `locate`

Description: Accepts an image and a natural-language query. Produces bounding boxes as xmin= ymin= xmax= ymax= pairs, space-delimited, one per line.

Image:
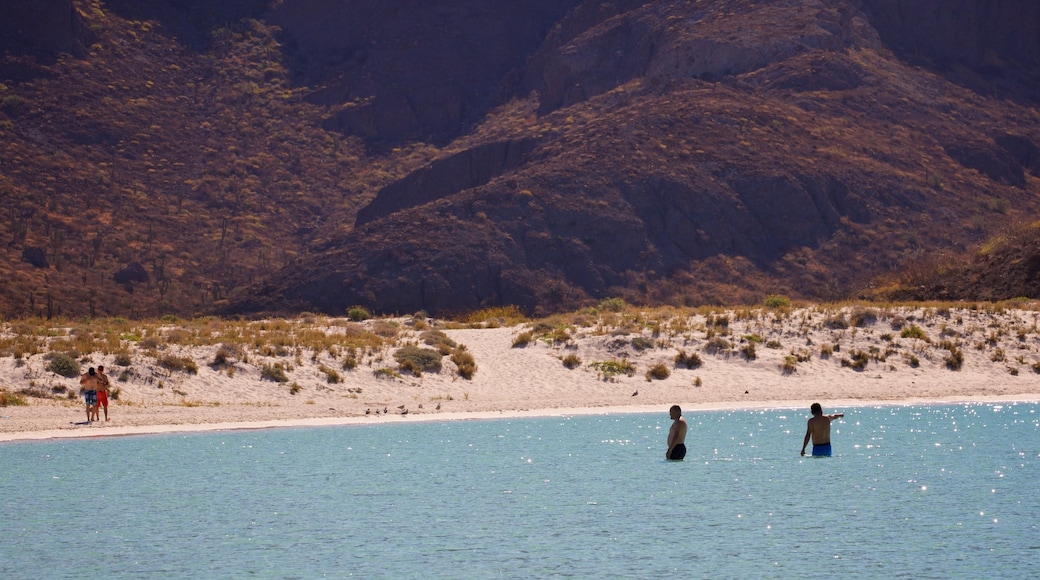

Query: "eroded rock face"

xmin=212 ymin=0 xmax=1040 ymax=316
xmin=528 ymin=0 xmax=881 ymax=114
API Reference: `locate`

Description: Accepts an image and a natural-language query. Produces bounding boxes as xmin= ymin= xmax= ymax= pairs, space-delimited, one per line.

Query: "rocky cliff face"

xmin=2 ymin=0 xmax=1038 ymax=318
xmin=226 ymin=0 xmax=1040 ymax=317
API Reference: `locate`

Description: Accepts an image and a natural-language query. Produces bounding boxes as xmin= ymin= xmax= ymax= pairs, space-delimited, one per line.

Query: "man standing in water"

xmin=666 ymin=405 xmax=687 ymax=460
xmin=801 ymin=402 xmax=844 ymax=457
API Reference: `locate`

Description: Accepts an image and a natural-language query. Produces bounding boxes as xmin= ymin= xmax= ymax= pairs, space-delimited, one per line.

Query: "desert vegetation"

xmin=1 ymin=298 xmax=1038 ymax=415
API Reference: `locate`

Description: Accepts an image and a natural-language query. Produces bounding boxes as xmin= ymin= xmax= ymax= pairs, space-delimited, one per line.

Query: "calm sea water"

xmin=2 ymin=403 xmax=1038 ymax=579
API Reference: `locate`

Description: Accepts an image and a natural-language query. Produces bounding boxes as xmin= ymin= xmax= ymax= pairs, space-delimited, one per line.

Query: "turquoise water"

xmin=2 ymin=403 xmax=1038 ymax=579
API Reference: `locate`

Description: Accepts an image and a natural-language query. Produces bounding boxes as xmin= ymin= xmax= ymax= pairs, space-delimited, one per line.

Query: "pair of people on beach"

xmin=665 ymin=402 xmax=843 ymax=460
xmin=79 ymin=365 xmax=111 ymax=422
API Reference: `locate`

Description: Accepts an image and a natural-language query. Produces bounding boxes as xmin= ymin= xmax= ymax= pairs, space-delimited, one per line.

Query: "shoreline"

xmin=4 ymin=394 xmax=1037 ymax=443
xmin=4 ymin=306 xmax=1040 ymax=443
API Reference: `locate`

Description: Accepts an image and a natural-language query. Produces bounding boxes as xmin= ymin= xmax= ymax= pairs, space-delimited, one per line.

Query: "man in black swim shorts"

xmin=667 ymin=405 xmax=688 ymax=460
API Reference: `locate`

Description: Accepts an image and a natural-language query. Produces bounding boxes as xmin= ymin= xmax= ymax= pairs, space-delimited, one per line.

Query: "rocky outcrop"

xmin=526 ymin=0 xmax=881 ymax=114
xmin=355 ymin=139 xmax=539 ymax=227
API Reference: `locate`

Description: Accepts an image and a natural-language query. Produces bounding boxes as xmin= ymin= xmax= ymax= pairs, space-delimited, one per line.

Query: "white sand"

xmin=2 ymin=306 xmax=1038 ymax=442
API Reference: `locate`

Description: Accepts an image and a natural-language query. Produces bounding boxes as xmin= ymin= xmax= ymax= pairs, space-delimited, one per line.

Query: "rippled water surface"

xmin=2 ymin=403 xmax=1038 ymax=578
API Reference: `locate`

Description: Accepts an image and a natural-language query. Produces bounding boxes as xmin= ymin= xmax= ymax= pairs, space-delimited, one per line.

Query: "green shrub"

xmin=645 ymin=363 xmax=670 ymax=381
xmin=781 ymin=356 xmax=798 ymax=375
xmin=589 ymin=359 xmax=636 ymax=379
xmin=451 ymin=346 xmax=477 ymax=379
xmin=562 ymin=353 xmax=582 ymax=369
xmin=261 ymin=363 xmax=289 ymax=383
xmin=598 ymin=297 xmax=627 ymax=312
xmin=901 ymin=325 xmax=929 ymax=341
xmin=347 ymin=306 xmax=371 ymax=321
xmin=46 ymin=353 xmax=80 ymax=378
xmin=674 ymin=350 xmax=703 ymax=369
xmin=394 ymin=345 xmax=442 ymax=376
xmin=0 ymin=389 xmax=29 ymax=406
xmin=764 ymin=294 xmax=791 ymax=308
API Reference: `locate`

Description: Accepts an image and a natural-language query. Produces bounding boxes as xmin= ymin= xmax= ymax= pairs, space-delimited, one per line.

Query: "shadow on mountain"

xmin=103 ymin=0 xmax=271 ymax=48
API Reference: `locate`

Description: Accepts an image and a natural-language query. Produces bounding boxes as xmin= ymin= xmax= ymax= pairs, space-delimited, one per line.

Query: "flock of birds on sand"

xmin=365 ymin=403 xmax=441 ymax=416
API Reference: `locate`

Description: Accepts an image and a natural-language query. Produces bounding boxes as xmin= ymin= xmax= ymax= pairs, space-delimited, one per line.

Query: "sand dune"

xmin=2 ymin=305 xmax=1038 ymax=442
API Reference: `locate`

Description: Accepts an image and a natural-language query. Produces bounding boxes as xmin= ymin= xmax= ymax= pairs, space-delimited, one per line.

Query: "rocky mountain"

xmin=1 ymin=0 xmax=1038 ymax=319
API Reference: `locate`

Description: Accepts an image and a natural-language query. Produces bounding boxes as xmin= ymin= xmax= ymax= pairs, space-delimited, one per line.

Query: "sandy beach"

xmin=2 ymin=305 xmax=1039 ymax=442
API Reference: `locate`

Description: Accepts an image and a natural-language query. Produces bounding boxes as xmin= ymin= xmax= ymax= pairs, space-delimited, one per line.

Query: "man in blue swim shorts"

xmin=800 ymin=403 xmax=843 ymax=457
xmin=79 ymin=367 xmax=100 ymax=422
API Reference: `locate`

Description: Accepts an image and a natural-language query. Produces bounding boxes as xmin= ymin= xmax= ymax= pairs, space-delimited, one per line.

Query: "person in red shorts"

xmin=96 ymin=365 xmax=111 ymax=421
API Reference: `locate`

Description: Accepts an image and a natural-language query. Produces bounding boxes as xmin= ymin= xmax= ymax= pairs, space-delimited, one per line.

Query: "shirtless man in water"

xmin=666 ymin=405 xmax=688 ymax=460
xmin=801 ymin=402 xmax=844 ymax=457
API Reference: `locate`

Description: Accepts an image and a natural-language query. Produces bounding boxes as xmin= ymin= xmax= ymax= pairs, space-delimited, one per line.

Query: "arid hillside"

xmin=1 ymin=0 xmax=1038 ymax=319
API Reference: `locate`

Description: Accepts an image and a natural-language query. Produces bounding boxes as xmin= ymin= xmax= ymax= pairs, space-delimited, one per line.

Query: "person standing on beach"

xmin=666 ymin=405 xmax=687 ymax=460
xmin=79 ymin=367 xmax=100 ymax=422
xmin=96 ymin=365 xmax=111 ymax=421
xmin=801 ymin=403 xmax=844 ymax=457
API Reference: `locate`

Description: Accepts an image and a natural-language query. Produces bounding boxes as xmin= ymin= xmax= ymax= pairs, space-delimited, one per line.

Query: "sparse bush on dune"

xmin=261 ymin=363 xmax=289 ymax=383
xmin=645 ymin=363 xmax=670 ymax=381
xmin=318 ymin=365 xmax=341 ymax=383
xmin=631 ymin=336 xmax=654 ymax=351
xmin=562 ymin=353 xmax=582 ymax=369
xmin=841 ymin=349 xmax=870 ymax=371
xmin=674 ymin=350 xmax=703 ymax=369
xmin=451 ymin=345 xmax=477 ymax=379
xmin=158 ymin=355 xmax=198 ymax=374
xmin=703 ymin=337 xmax=731 ymax=355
